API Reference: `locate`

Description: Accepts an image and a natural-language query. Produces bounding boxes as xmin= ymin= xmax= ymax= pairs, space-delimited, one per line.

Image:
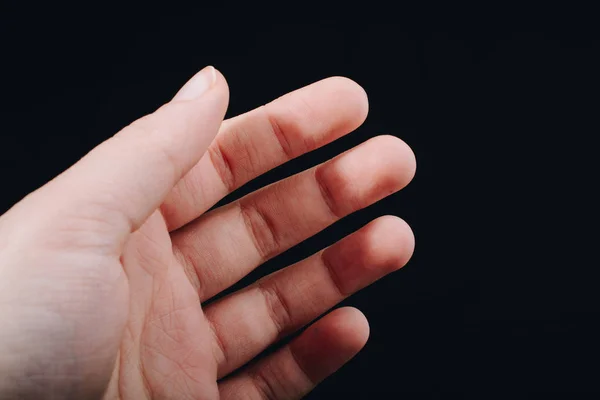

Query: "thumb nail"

xmin=172 ymin=66 xmax=217 ymax=101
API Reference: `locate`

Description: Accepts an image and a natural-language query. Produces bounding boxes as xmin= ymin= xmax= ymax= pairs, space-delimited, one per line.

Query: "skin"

xmin=0 ymin=67 xmax=416 ymax=400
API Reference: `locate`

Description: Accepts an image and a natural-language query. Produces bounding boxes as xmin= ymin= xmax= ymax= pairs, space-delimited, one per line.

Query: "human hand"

xmin=0 ymin=67 xmax=416 ymax=399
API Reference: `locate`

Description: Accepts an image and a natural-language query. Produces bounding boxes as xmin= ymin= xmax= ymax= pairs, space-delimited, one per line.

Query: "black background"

xmin=1 ymin=6 xmax=599 ymax=399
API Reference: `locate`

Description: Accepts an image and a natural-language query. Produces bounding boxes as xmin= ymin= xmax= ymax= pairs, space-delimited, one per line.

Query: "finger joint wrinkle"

xmin=238 ymin=202 xmax=280 ymax=262
xmin=257 ymin=281 xmax=293 ymax=337
xmin=208 ymin=140 xmax=236 ymax=192
xmin=262 ymin=105 xmax=294 ymax=160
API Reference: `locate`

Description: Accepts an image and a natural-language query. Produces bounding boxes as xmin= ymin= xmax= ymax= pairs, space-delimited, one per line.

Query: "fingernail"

xmin=173 ymin=66 xmax=217 ymax=101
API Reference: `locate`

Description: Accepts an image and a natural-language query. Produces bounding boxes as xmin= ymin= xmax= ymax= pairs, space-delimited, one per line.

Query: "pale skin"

xmin=0 ymin=67 xmax=416 ymax=399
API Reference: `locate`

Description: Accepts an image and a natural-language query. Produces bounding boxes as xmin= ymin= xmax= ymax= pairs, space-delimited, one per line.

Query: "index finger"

xmin=161 ymin=77 xmax=369 ymax=231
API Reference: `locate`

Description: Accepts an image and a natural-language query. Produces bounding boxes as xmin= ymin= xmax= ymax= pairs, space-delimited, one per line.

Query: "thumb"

xmin=37 ymin=66 xmax=228 ymax=250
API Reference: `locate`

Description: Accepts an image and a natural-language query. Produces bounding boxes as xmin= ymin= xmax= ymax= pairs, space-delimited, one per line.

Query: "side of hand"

xmin=0 ymin=67 xmax=415 ymax=399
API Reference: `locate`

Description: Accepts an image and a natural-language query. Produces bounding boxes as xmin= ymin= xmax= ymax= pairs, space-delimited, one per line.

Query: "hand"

xmin=0 ymin=67 xmax=416 ymax=399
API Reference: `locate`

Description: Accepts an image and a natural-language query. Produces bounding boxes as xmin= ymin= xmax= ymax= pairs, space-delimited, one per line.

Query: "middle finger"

xmin=171 ymin=135 xmax=416 ymax=301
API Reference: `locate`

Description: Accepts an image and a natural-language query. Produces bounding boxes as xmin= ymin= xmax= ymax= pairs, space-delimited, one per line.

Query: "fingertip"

xmin=172 ymin=66 xmax=230 ymax=106
xmin=209 ymin=67 xmax=230 ymax=110
xmin=321 ymin=215 xmax=415 ymax=295
xmin=370 ymin=135 xmax=417 ymax=188
xmin=324 ymin=76 xmax=370 ymax=126
xmin=346 ymin=215 xmax=415 ymax=274
xmin=289 ymin=307 xmax=370 ymax=384
xmin=365 ymin=215 xmax=416 ymax=270
xmin=212 ymin=67 xmax=230 ymax=96
xmin=301 ymin=76 xmax=369 ymax=134
xmin=327 ymin=307 xmax=370 ymax=352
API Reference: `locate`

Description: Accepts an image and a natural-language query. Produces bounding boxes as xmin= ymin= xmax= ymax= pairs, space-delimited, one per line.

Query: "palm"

xmin=111 ymin=211 xmax=214 ymax=399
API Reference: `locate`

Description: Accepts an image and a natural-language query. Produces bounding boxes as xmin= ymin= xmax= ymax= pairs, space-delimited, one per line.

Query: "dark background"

xmin=1 ymin=6 xmax=599 ymax=399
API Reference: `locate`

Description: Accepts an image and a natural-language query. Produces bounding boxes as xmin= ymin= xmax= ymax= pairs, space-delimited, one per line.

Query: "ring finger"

xmin=206 ymin=215 xmax=414 ymax=377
